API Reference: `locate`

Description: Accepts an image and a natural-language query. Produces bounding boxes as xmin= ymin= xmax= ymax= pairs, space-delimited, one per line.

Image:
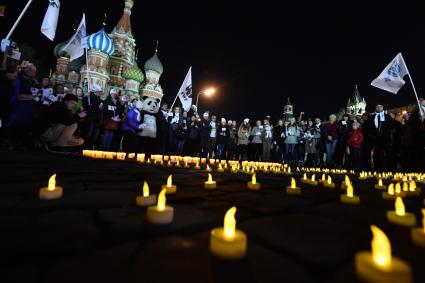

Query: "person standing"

xmin=305 ymin=120 xmax=321 ymax=167
xmin=250 ymin=120 xmax=264 ymax=161
xmin=226 ymin=120 xmax=238 ymax=160
xmin=368 ymin=104 xmax=394 ymax=171
xmin=199 ymin=111 xmax=212 ymax=158
xmin=168 ymin=106 xmax=184 ymax=154
xmin=207 ymin=115 xmax=218 ymax=158
xmin=272 ymin=119 xmax=285 ymax=162
xmin=101 ymin=88 xmax=122 ymax=151
xmin=157 ymin=102 xmax=169 ymax=155
xmin=347 ymin=121 xmax=364 ymax=171
xmin=82 ymin=87 xmax=104 ymax=149
xmin=284 ymin=117 xmax=300 ymax=165
xmin=296 ymin=120 xmax=307 ymax=166
xmin=237 ymin=119 xmax=251 ymax=161
xmin=335 ymin=114 xmax=351 ymax=168
xmin=216 ymin=118 xmax=229 ymax=159
xmin=322 ymin=114 xmax=338 ymax=167
xmin=185 ymin=114 xmax=201 ymax=156
xmin=262 ymin=118 xmax=273 ymax=162
xmin=176 ymin=111 xmax=189 ymax=155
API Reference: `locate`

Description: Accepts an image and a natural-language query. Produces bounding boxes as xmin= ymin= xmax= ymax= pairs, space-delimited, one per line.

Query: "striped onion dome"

xmin=124 ymin=64 xmax=144 ymax=83
xmin=144 ymin=52 xmax=163 ymax=75
xmin=87 ymin=28 xmax=115 ymax=56
xmin=53 ymin=41 xmax=70 ymax=58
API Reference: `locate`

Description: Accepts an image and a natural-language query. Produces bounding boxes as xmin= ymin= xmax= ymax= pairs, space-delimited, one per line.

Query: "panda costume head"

xmin=142 ymin=96 xmax=161 ymax=114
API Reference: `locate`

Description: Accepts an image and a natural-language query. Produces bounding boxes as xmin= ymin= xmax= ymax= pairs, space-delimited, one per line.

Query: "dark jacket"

xmin=337 ymin=120 xmax=351 ymax=146
xmin=323 ymin=122 xmax=338 ymax=140
xmin=347 ymin=129 xmax=364 ymax=148
xmin=188 ymin=120 xmax=201 ymax=140
xmin=40 ymin=102 xmax=81 ymax=133
xmin=368 ymin=113 xmax=394 ymax=146
xmin=83 ymin=93 xmax=103 ymax=124
xmin=199 ymin=119 xmax=212 ymax=139
xmin=217 ymin=125 xmax=229 ymax=144
xmin=103 ymin=96 xmax=123 ymax=120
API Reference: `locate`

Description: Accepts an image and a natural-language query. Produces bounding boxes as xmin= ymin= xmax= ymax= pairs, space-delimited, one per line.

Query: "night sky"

xmin=1 ymin=0 xmax=424 ymax=121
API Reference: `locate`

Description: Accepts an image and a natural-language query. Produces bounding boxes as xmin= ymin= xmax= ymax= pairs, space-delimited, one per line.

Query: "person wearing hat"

xmin=237 ymin=118 xmax=251 ymax=161
xmin=82 ymin=86 xmax=104 ymax=149
xmin=262 ymin=117 xmax=273 ymax=162
xmin=100 ymin=88 xmax=123 ymax=151
xmin=40 ymin=94 xmax=87 ymax=150
xmin=121 ymin=100 xmax=145 ymax=153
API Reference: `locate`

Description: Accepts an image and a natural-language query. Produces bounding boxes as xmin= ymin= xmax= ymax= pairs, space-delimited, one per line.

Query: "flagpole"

xmin=401 ymin=54 xmax=424 ymax=116
xmin=169 ymin=92 xmax=180 ymax=113
xmin=5 ymin=0 xmax=34 ymax=40
xmin=85 ymin=47 xmax=91 ymax=105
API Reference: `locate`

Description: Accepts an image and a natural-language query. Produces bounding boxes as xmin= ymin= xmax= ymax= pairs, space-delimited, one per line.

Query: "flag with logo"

xmin=41 ymin=0 xmax=60 ymax=41
xmin=177 ymin=67 xmax=193 ymax=112
xmin=371 ymin=52 xmax=409 ymax=94
xmin=63 ymin=14 xmax=86 ymax=61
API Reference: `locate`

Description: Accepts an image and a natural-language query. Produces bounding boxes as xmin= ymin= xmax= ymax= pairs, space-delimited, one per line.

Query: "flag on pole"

xmin=177 ymin=67 xmax=193 ymax=112
xmin=41 ymin=0 xmax=60 ymax=41
xmin=63 ymin=14 xmax=86 ymax=61
xmin=371 ymin=52 xmax=409 ymax=94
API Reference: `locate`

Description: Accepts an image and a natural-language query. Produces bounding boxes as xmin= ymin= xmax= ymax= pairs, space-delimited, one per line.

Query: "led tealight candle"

xmin=184 ymin=161 xmax=189 ymax=168
xmin=375 ymin=178 xmax=387 ymax=190
xmin=210 ymin=207 xmax=247 ymax=260
xmin=116 ymin=152 xmax=126 ymax=160
xmin=231 ymin=165 xmax=238 ymax=173
xmin=166 ymin=160 xmax=172 ymax=167
xmin=319 ymin=173 xmax=327 ymax=184
xmin=206 ymin=165 xmax=212 ymax=172
xmin=355 ymin=225 xmax=412 ymax=283
xmin=146 ymin=158 xmax=151 ymax=165
xmin=407 ymin=180 xmax=421 ymax=195
xmin=162 ymin=175 xmax=177 ymax=194
xmin=204 ymin=173 xmax=217 ymax=190
xmin=217 ymin=163 xmax=224 ymax=172
xmin=387 ymin=197 xmax=416 ymax=227
xmin=411 ymin=209 xmax=425 ymax=248
xmin=247 ymin=173 xmax=261 ymax=190
xmin=194 ymin=161 xmax=201 ymax=170
xmin=286 ymin=177 xmax=301 ymax=195
xmin=340 ymin=183 xmax=360 ymax=205
xmin=39 ymin=174 xmax=63 ymax=200
xmin=146 ymin=189 xmax=174 ymax=225
xmin=382 ymin=183 xmax=397 ymax=200
xmin=341 ymin=175 xmax=351 ymax=189
xmin=137 ymin=153 xmax=145 ymax=163
xmin=136 ymin=181 xmax=157 ymax=207
xmin=323 ymin=175 xmax=335 ymax=188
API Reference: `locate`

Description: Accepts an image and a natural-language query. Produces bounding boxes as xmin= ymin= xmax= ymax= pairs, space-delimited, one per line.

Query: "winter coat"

xmin=217 ymin=125 xmax=229 ymax=144
xmin=250 ymin=126 xmax=264 ymax=144
xmin=121 ymin=108 xmax=141 ymax=133
xmin=347 ymin=129 xmax=364 ymax=148
xmin=237 ymin=125 xmax=251 ymax=145
xmin=284 ymin=124 xmax=300 ymax=144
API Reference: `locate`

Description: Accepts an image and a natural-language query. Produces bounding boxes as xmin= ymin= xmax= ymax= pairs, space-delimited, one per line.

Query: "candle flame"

xmin=303 ymin=173 xmax=307 ymax=180
xmin=327 ymin=176 xmax=332 ymax=184
xmin=311 ymin=174 xmax=316 ymax=182
xmin=402 ymin=182 xmax=409 ymax=192
xmin=378 ymin=178 xmax=383 ymax=186
xmin=370 ymin=225 xmax=392 ymax=271
xmin=218 ymin=164 xmax=222 ymax=169
xmin=252 ymin=173 xmax=256 ymax=184
xmin=395 ymin=182 xmax=401 ymax=194
xmin=291 ymin=177 xmax=296 ymax=188
xmin=409 ymin=180 xmax=416 ymax=192
xmin=167 ymin=175 xmax=173 ymax=187
xmin=321 ymin=174 xmax=326 ymax=181
xmin=395 ymin=197 xmax=405 ymax=216
xmin=388 ymin=183 xmax=394 ymax=195
xmin=346 ymin=184 xmax=354 ymax=197
xmin=345 ymin=175 xmax=350 ymax=184
xmin=224 ymin=206 xmax=237 ymax=239
xmin=48 ymin=174 xmax=56 ymax=191
xmin=157 ymin=189 xmax=167 ymax=211
xmin=142 ymin=181 xmax=149 ymax=197
xmin=208 ymin=173 xmax=213 ymax=183
xmin=287 ymin=167 xmax=291 ymax=173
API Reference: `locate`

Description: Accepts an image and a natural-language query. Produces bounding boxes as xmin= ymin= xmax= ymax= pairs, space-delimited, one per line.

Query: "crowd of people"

xmin=1 ymin=60 xmax=425 ymax=172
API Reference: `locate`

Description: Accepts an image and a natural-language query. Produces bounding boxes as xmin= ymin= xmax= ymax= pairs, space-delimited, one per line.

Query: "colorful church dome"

xmin=87 ymin=28 xmax=115 ymax=56
xmin=54 ymin=41 xmax=70 ymax=58
xmin=124 ymin=64 xmax=144 ymax=83
xmin=144 ymin=52 xmax=163 ymax=75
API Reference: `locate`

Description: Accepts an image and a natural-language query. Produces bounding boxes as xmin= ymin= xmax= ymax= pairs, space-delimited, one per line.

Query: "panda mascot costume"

xmin=137 ymin=50 xmax=165 ymax=155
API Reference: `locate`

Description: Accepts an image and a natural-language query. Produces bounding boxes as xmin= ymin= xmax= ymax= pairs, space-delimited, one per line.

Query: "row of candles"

xmin=39 ymin=171 xmax=424 ymax=282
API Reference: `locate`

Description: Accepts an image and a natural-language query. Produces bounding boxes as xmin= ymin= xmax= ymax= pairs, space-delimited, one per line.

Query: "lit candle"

xmin=323 ymin=175 xmax=335 ymax=189
xmin=116 ymin=152 xmax=126 ymax=160
xmin=146 ymin=158 xmax=151 ymax=165
xmin=204 ymin=173 xmax=217 ymax=189
xmin=136 ymin=181 xmax=157 ymax=207
xmin=411 ymin=209 xmax=425 ymax=248
xmin=382 ymin=183 xmax=397 ymax=200
xmin=231 ymin=165 xmax=238 ymax=174
xmin=375 ymin=178 xmax=387 ymax=190
xmin=166 ymin=160 xmax=172 ymax=167
xmin=206 ymin=165 xmax=212 ymax=172
xmin=210 ymin=207 xmax=247 ymax=260
xmin=407 ymin=180 xmax=421 ymax=195
xmin=184 ymin=161 xmax=189 ymax=168
xmin=39 ymin=174 xmax=63 ymax=200
xmin=341 ymin=175 xmax=351 ymax=189
xmin=386 ymin=197 xmax=416 ymax=227
xmin=247 ymin=173 xmax=261 ymax=190
xmin=286 ymin=177 xmax=301 ymax=195
xmin=319 ymin=173 xmax=327 ymax=184
xmin=194 ymin=161 xmax=201 ymax=170
xmin=355 ymin=225 xmax=412 ymax=283
xmin=162 ymin=175 xmax=177 ymax=194
xmin=128 ymin=153 xmax=136 ymax=159
xmin=146 ymin=189 xmax=174 ymax=225
xmin=217 ymin=163 xmax=224 ymax=172
xmin=137 ymin=153 xmax=145 ymax=163
xmin=340 ymin=183 xmax=360 ymax=205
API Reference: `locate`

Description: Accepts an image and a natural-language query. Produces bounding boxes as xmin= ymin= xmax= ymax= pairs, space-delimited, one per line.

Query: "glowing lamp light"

xmin=355 ymin=225 xmax=412 ymax=283
xmin=162 ymin=175 xmax=177 ymax=194
xmin=39 ymin=174 xmax=63 ymax=200
xmin=136 ymin=181 xmax=156 ymax=207
xmin=146 ymin=189 xmax=174 ymax=225
xmin=387 ymin=196 xmax=416 ymax=227
xmin=247 ymin=173 xmax=261 ymax=190
xmin=210 ymin=206 xmax=247 ymax=259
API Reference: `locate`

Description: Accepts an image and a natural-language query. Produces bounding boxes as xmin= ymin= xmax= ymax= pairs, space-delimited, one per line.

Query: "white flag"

xmin=371 ymin=52 xmax=409 ymax=94
xmin=63 ymin=14 xmax=87 ymax=61
xmin=41 ymin=0 xmax=60 ymax=41
xmin=177 ymin=67 xmax=193 ymax=112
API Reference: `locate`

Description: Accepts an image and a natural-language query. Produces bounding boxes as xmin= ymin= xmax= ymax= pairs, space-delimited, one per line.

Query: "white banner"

xmin=63 ymin=14 xmax=86 ymax=61
xmin=41 ymin=0 xmax=60 ymax=41
xmin=177 ymin=67 xmax=192 ymax=112
xmin=371 ymin=52 xmax=409 ymax=94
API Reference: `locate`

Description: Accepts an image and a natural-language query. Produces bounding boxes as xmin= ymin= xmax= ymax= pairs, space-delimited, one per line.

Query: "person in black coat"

xmin=157 ymin=102 xmax=169 ymax=155
xmin=335 ymin=114 xmax=351 ymax=168
xmin=199 ymin=111 xmax=212 ymax=158
xmin=81 ymin=90 xmax=103 ymax=149
xmin=272 ymin=119 xmax=285 ymax=162
xmin=185 ymin=114 xmax=201 ymax=156
xmin=368 ymin=104 xmax=394 ymax=171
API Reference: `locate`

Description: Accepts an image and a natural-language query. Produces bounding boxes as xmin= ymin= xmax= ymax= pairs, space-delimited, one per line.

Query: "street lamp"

xmin=195 ymin=87 xmax=216 ymax=113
